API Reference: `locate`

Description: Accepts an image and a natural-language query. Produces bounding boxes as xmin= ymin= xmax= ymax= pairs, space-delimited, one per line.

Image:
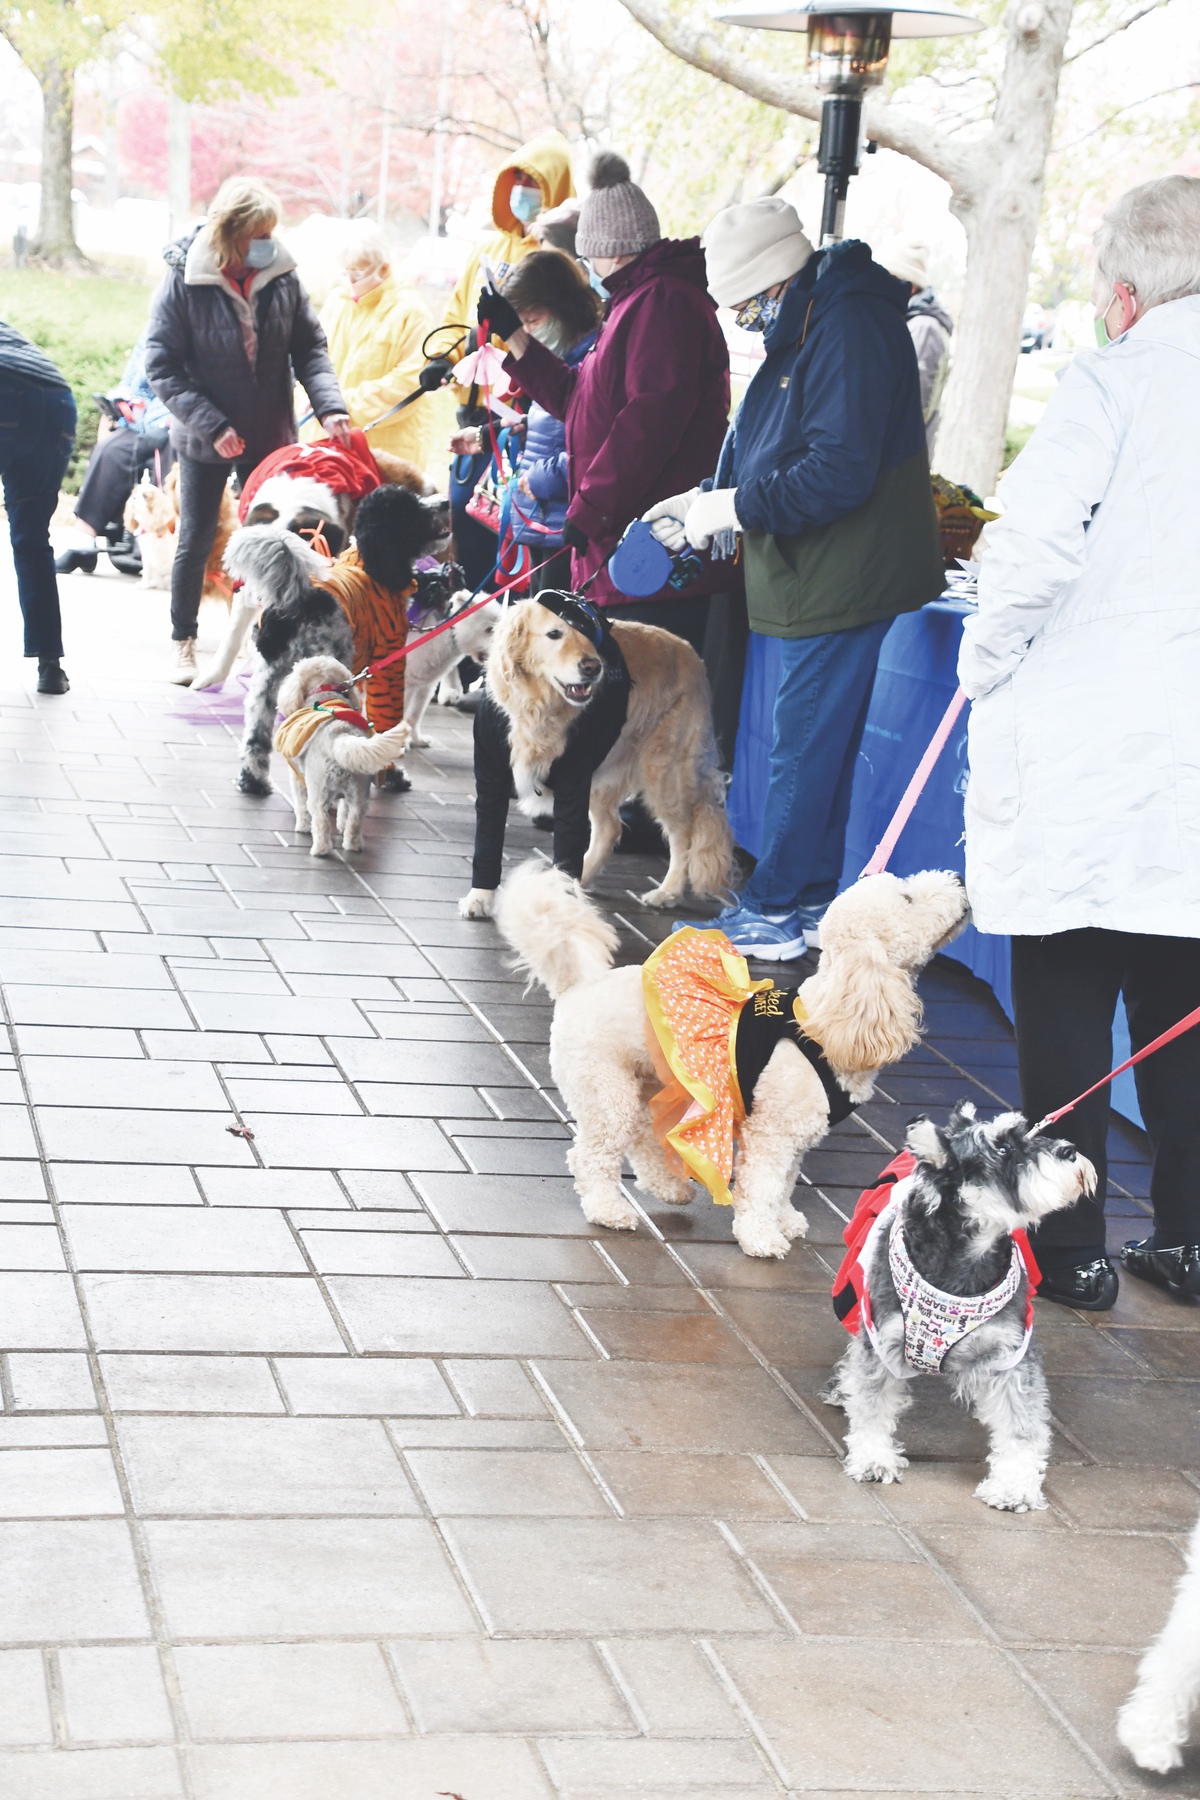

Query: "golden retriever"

xmin=494 ymin=862 xmax=969 ymax=1256
xmin=459 ymin=600 xmax=734 ymax=917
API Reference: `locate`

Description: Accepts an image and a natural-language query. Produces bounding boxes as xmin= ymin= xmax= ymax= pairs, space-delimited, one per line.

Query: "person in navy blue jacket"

xmin=649 ymin=198 xmax=944 ymax=960
xmin=501 ymin=250 xmax=601 ymax=592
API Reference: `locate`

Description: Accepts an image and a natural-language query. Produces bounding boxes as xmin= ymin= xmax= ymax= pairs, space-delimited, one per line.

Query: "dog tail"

xmin=687 ymin=771 xmax=737 ymax=902
xmin=191 ymin=594 xmax=257 ymax=692
xmin=329 ymin=721 xmax=413 ymax=774
xmin=494 ymin=861 xmax=618 ymax=999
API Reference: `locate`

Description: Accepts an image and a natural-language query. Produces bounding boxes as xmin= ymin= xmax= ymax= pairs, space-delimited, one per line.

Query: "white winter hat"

xmin=876 ymin=237 xmax=931 ymax=290
xmin=701 ymin=197 xmax=814 ymax=309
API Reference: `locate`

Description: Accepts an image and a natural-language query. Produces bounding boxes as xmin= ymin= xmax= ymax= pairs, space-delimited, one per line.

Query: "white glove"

xmin=642 ymin=487 xmax=701 ymax=552
xmin=683 ymin=487 xmax=741 ymax=551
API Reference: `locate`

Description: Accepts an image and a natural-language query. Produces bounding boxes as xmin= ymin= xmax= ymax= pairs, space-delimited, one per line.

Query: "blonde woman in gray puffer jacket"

xmin=146 ymin=175 xmax=349 ymax=684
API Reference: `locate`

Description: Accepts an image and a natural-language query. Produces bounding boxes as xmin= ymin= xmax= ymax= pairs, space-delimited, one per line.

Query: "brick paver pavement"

xmin=0 ymin=563 xmax=1195 ymax=1799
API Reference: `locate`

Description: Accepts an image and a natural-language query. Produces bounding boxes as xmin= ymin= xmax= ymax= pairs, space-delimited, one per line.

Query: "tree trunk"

xmin=32 ymin=61 xmax=84 ymax=265
xmin=935 ymin=0 xmax=1075 ymax=495
xmin=168 ymin=91 xmax=192 ymax=238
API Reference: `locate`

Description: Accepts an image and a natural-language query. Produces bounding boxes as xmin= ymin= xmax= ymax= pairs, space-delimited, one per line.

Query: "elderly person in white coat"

xmin=959 ymin=174 xmax=1200 ymax=1312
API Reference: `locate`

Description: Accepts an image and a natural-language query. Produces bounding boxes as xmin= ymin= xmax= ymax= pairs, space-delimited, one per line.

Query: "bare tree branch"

xmin=1053 ymin=78 xmax=1199 ymax=147
xmin=1063 ymin=0 xmax=1174 ymax=63
xmin=615 ymin=0 xmax=988 ymax=195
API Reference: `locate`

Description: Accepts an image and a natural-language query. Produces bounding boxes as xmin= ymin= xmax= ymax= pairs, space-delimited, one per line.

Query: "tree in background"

xmin=615 ymin=0 xmax=1194 ymax=493
xmin=1 ymin=0 xmax=126 ymax=263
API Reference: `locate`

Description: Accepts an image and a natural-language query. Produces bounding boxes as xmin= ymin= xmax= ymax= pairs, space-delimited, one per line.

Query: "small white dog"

xmin=123 ymin=476 xmax=177 ymax=589
xmin=275 ymin=655 xmax=411 ymax=856
xmin=404 ymin=593 xmax=503 ymax=746
xmin=1117 ymin=1510 xmax=1200 ymax=1772
xmin=493 ymin=862 xmax=969 ymax=1257
xmin=825 ymin=1102 xmax=1095 ymax=1513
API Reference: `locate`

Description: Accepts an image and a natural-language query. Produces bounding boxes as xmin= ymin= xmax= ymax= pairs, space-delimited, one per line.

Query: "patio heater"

xmin=713 ymin=0 xmax=982 ymax=244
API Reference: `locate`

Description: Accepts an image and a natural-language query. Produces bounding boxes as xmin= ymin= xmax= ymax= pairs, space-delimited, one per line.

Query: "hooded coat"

xmin=512 ymin=328 xmax=598 ymax=547
xmin=145 ymin=228 xmax=344 ymax=466
xmin=443 ymin=133 xmax=575 ymax=340
xmin=907 ymin=287 xmax=953 ymax=457
xmin=503 ymin=237 xmax=731 ymax=606
xmin=958 ymin=294 xmax=1200 ymax=938
xmin=305 ymin=274 xmax=434 ymax=472
xmin=731 ymin=239 xmax=943 ymax=639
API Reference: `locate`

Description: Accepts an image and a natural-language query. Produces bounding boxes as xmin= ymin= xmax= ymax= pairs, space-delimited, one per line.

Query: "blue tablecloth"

xmin=728 ymin=603 xmax=1141 ymax=1126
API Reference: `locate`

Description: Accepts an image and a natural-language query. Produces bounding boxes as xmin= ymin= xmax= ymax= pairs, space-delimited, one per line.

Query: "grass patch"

xmin=0 ymin=269 xmax=154 ymax=491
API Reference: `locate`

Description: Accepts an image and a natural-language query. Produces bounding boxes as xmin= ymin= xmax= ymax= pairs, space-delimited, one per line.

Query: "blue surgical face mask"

xmin=510 ymin=184 xmax=542 ymax=225
xmin=245 ymin=237 xmax=277 ymax=270
xmin=735 ymin=290 xmax=782 ymax=334
xmin=585 ymin=261 xmax=610 ymax=301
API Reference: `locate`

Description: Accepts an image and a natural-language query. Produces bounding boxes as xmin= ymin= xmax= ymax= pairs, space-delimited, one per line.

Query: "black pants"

xmin=75 ymin=426 xmax=173 ymax=536
xmin=701 ymin=589 xmax=748 ymax=774
xmin=170 ymin=453 xmax=254 ymax=641
xmin=1011 ymin=929 xmax=1200 ymax=1261
xmin=0 ymin=372 xmax=76 ymax=659
xmin=530 ymin=546 xmax=573 ymax=594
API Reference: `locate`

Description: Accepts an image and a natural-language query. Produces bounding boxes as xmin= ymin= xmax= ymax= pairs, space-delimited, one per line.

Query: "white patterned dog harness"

xmin=887 ymin=1213 xmax=1022 ymax=1374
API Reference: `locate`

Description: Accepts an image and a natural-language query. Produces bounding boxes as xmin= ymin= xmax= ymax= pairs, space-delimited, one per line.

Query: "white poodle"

xmin=1118 ymin=1509 xmax=1200 ymax=1773
xmin=493 ymin=862 xmax=969 ymax=1257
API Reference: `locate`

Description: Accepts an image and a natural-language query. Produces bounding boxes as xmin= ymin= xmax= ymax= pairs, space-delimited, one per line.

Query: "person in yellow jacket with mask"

xmin=439 ymin=131 xmax=575 ymax=590
xmin=302 ymin=226 xmax=435 ymax=477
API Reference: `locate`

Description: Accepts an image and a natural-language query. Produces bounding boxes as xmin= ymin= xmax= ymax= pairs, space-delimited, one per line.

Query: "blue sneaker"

xmin=670 ymin=901 xmax=808 ymax=962
xmin=797 ymin=902 xmax=829 ymax=950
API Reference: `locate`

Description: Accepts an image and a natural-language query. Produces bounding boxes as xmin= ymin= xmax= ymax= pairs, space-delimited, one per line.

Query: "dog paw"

xmin=638 ymin=884 xmax=683 ymax=910
xmin=309 ymin=845 xmax=332 ymax=859
xmin=458 ymin=888 xmax=496 ymax=920
xmin=236 ymin=771 xmax=272 ymax=798
xmin=650 ymin=1179 xmax=693 ymax=1207
xmin=580 ymin=1196 xmax=640 ymax=1232
xmin=974 ymin=1475 xmax=1048 ymax=1514
xmin=190 ymin=666 xmax=221 ymax=691
xmin=1117 ymin=1700 xmax=1187 ymax=1773
xmin=732 ymin=1218 xmax=792 ymax=1259
xmin=779 ymin=1205 xmax=809 ymax=1240
xmin=411 ymin=731 xmax=431 ymax=748
xmin=845 ymin=1451 xmax=908 ymax=1485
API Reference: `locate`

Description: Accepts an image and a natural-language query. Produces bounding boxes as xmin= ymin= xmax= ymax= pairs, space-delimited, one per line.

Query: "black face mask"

xmin=531 ymin=590 xmax=608 ymax=647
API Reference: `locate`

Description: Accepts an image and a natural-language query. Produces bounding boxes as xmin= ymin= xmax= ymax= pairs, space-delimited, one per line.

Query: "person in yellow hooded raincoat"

xmin=441 ymin=131 xmax=575 ymax=590
xmin=302 ymin=226 xmax=435 ymax=477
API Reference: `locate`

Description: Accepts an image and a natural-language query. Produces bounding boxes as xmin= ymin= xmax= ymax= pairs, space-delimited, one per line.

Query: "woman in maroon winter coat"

xmin=491 ymin=154 xmax=731 ymax=650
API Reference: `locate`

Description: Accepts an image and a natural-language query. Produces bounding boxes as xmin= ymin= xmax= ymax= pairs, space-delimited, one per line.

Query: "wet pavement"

xmin=0 ymin=557 xmax=1194 ymax=1799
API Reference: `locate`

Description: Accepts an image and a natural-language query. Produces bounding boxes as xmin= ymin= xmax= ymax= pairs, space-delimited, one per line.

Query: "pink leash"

xmin=860 ymin=685 xmax=968 ymax=877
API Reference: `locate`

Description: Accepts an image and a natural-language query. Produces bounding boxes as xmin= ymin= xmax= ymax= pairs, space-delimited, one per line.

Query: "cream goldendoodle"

xmin=1117 ymin=1508 xmax=1200 ymax=1773
xmin=493 ymin=862 xmax=969 ymax=1258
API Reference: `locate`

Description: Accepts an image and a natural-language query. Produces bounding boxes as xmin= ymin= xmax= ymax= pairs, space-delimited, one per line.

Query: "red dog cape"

xmin=832 ymin=1152 xmax=1042 ymax=1377
xmin=238 ymin=429 xmax=382 ymax=523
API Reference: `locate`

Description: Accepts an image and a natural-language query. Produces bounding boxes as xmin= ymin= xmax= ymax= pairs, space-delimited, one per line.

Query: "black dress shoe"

xmin=1037 ymin=1255 xmax=1119 ymax=1310
xmin=54 ymin=548 xmax=97 ymax=575
xmin=36 ymin=660 xmax=70 ymax=695
xmin=1121 ymin=1238 xmax=1200 ymax=1298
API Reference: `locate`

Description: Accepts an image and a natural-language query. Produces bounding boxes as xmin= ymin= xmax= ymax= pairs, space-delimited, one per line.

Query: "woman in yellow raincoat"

xmin=442 ymin=130 xmax=576 ymax=589
xmin=304 ymin=226 xmax=434 ymax=477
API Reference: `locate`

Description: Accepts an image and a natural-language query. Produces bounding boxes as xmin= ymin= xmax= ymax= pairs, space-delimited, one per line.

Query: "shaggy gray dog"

xmin=221 ymin=527 xmax=354 ymax=797
xmin=825 ymin=1102 xmax=1095 ymax=1512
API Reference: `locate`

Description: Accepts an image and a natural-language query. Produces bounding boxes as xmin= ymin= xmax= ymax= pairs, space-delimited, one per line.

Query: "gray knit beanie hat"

xmin=576 ymin=152 xmax=661 ymax=260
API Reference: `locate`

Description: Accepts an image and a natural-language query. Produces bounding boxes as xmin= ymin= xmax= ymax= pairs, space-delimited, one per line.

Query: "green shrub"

xmin=0 ymin=270 xmax=154 ymax=491
xmin=1002 ymin=420 xmax=1035 ymax=470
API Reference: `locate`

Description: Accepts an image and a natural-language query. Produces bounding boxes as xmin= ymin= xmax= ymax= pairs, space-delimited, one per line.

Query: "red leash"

xmin=1030 ymin=1004 xmax=1200 ymax=1136
xmin=861 ymin=685 xmax=968 ymax=877
xmin=352 ymin=554 xmax=561 ymax=683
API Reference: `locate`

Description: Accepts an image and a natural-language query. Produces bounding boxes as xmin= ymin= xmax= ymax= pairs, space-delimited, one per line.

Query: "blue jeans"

xmin=742 ymin=617 xmax=891 ymax=914
xmin=0 ymin=373 xmax=76 ymax=659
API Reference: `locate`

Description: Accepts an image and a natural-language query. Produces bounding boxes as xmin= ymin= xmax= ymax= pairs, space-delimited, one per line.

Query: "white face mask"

xmin=245 ymin=237 xmax=277 ymax=270
xmin=528 ymin=317 xmax=572 ymax=356
xmin=348 ymin=270 xmax=385 ymax=300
